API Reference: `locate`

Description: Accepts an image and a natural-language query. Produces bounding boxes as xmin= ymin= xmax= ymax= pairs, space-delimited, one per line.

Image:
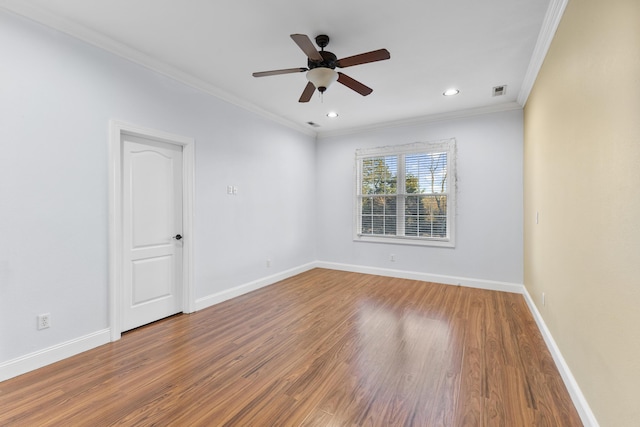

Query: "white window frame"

xmin=354 ymin=138 xmax=456 ymax=247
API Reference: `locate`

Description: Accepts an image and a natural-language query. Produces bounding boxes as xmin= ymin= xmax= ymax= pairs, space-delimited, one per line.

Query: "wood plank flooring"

xmin=0 ymin=269 xmax=582 ymax=426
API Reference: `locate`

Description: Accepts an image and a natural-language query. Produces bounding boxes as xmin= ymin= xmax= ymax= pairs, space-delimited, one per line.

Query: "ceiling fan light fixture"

xmin=306 ymin=67 xmax=338 ymax=93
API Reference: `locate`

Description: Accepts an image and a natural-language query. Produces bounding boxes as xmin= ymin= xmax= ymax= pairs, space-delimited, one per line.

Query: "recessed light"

xmin=326 ymin=111 xmax=339 ymax=118
xmin=443 ymin=88 xmax=460 ymax=96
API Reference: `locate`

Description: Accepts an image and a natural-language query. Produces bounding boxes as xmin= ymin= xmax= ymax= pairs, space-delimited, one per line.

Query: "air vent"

xmin=306 ymin=121 xmax=320 ymax=128
xmin=492 ymin=85 xmax=507 ymax=97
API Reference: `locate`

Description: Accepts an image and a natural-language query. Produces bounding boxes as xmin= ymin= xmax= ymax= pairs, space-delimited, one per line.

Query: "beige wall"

xmin=524 ymin=0 xmax=640 ymax=425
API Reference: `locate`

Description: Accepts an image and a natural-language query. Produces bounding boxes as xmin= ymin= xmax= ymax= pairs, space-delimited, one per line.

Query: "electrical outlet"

xmin=542 ymin=292 xmax=546 ymax=306
xmin=37 ymin=313 xmax=51 ymax=330
xmin=266 ymin=259 xmax=271 ymax=268
xmin=390 ymin=254 xmax=396 ymax=262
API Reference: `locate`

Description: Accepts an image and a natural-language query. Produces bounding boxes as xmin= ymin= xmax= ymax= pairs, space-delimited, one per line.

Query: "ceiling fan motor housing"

xmin=307 ymin=34 xmax=337 ymax=71
xmin=308 ymin=51 xmax=338 ymax=70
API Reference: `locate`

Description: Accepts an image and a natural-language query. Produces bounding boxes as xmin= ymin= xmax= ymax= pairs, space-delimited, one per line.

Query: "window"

xmin=355 ymin=139 xmax=456 ymax=247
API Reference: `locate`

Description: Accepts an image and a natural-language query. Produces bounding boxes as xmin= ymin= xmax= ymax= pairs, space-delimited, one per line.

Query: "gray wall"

xmin=0 ymin=10 xmax=316 ymax=362
xmin=0 ymin=8 xmax=524 ymax=368
xmin=316 ymin=110 xmax=524 ymax=285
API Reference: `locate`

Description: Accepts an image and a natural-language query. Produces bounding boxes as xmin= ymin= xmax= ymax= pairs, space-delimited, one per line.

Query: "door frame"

xmin=108 ymin=119 xmax=195 ymax=341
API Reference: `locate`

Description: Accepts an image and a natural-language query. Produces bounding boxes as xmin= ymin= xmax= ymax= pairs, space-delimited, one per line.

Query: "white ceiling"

xmin=1 ymin=0 xmax=561 ymax=136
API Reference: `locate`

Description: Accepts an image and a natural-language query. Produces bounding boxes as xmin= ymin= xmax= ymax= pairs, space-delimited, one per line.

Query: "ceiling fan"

xmin=252 ymin=34 xmax=390 ymax=102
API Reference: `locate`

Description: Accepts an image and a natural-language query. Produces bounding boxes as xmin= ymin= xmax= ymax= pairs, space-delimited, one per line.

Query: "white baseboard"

xmin=522 ymin=287 xmax=599 ymax=427
xmin=195 ymin=261 xmax=523 ymax=313
xmin=315 ymin=261 xmax=525 ymax=294
xmin=1 ymin=263 xmax=318 ymax=383
xmin=1 ymin=261 xmax=597 ymax=427
xmin=319 ymin=261 xmax=598 ymax=425
xmin=0 ymin=329 xmax=110 ymax=382
xmin=195 ymin=262 xmax=317 ymax=311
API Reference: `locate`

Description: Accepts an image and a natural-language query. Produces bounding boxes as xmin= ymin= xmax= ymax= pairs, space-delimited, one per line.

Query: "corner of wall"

xmin=521 ymin=287 xmax=600 ymax=427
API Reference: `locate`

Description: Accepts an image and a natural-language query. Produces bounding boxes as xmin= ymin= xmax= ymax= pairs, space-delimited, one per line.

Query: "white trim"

xmin=0 ymin=0 xmax=556 ymax=138
xmin=355 ymin=139 xmax=454 ymax=158
xmin=320 ymin=261 xmax=598 ymax=425
xmin=353 ymin=234 xmax=455 ymax=248
xmin=196 ymin=260 xmax=524 ymax=312
xmin=317 ymin=102 xmax=522 ymax=139
xmin=0 ymin=329 xmax=110 ymax=382
xmin=316 ymin=261 xmax=524 ymax=294
xmin=195 ymin=262 xmax=317 ymax=311
xmin=0 ymin=1 xmax=315 ymax=138
xmin=521 ymin=287 xmax=600 ymax=427
xmin=517 ymin=0 xmax=569 ymax=106
xmin=108 ymin=120 xmax=195 ymax=342
xmin=0 ymin=258 xmax=599 ymax=427
xmin=0 ymin=1 xmax=528 ymax=138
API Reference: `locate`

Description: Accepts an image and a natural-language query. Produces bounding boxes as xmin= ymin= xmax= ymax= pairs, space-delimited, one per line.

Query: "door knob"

xmin=173 ymin=234 xmax=183 ymax=240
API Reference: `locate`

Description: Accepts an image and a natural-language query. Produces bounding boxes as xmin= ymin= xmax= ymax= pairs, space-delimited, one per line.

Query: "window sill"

xmin=353 ymin=234 xmax=455 ymax=248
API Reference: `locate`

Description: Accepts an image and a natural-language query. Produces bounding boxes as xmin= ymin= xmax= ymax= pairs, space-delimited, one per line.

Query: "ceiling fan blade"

xmin=290 ymin=34 xmax=323 ymax=62
xmin=336 ymin=49 xmax=390 ymax=68
xmin=337 ymin=72 xmax=373 ymax=96
xmin=252 ymin=67 xmax=307 ymax=77
xmin=298 ymin=81 xmax=316 ymax=103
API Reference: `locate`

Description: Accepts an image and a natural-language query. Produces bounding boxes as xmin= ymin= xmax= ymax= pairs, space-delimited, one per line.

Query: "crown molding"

xmin=317 ymin=102 xmax=523 ymax=139
xmin=0 ymin=1 xmax=317 ymax=137
xmin=516 ymin=0 xmax=569 ymax=106
xmin=2 ymin=0 xmax=564 ymax=139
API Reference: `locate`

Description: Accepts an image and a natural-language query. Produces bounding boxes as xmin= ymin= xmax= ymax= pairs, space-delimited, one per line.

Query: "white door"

xmin=122 ymin=135 xmax=183 ymax=331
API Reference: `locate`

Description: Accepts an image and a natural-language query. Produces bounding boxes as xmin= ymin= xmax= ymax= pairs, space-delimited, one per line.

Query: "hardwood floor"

xmin=0 ymin=269 xmax=582 ymax=426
